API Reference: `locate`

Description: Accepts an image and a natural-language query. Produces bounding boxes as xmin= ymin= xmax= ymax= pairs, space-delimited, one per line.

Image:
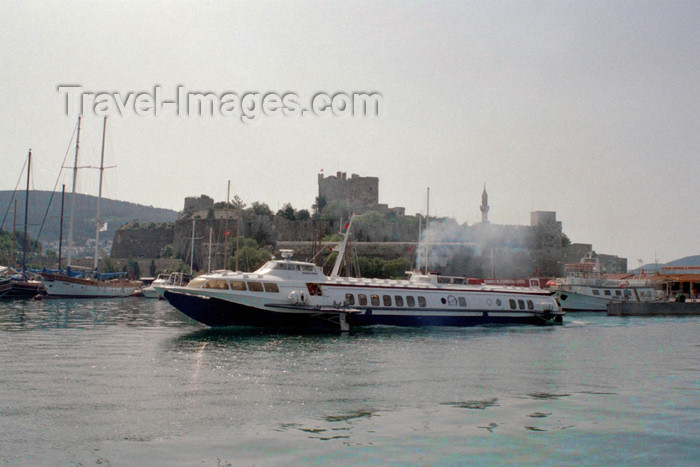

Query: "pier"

xmin=607 ymin=301 xmax=700 ymax=316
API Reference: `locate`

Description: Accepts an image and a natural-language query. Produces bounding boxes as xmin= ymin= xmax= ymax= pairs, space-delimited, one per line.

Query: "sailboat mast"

xmin=11 ymin=199 xmax=17 ymax=267
xmin=223 ymin=180 xmax=230 ymax=269
xmin=94 ymin=117 xmax=107 ymax=270
xmin=21 ymin=149 xmax=31 ymax=272
xmin=58 ymin=184 xmax=65 ymax=269
xmin=424 ymin=187 xmax=430 ymax=274
xmin=66 ymin=115 xmax=81 ymax=267
xmin=190 ymin=218 xmax=195 ymax=273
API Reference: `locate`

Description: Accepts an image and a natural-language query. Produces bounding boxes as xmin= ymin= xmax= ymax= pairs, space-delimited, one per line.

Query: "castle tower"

xmin=480 ymin=185 xmax=489 ymax=223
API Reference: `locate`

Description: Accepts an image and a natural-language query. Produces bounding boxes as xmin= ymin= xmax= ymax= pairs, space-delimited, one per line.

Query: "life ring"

xmin=622 ymin=281 xmax=629 ymax=287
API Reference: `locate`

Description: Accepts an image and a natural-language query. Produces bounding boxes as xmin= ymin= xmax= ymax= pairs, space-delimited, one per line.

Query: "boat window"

xmin=370 ymin=294 xmax=380 ymax=306
xmin=300 ymin=264 xmax=316 ymax=272
xmin=345 ymin=294 xmax=355 ymax=306
xmin=418 ymin=296 xmax=426 ymax=307
xmin=592 ymin=289 xmax=600 ymax=296
xmin=518 ymin=299 xmax=525 ymax=310
xmin=440 ymin=297 xmax=447 ymax=304
xmin=358 ymin=294 xmax=367 ymax=306
xmin=230 ymin=280 xmax=247 ymax=291
xmin=615 ymin=290 xmax=621 ymax=296
xmin=459 ymin=297 xmax=466 ymax=307
xmin=263 ymin=282 xmax=279 ymax=293
xmin=395 ymin=296 xmax=404 ymax=307
xmin=406 ymin=296 xmax=415 ymax=307
xmin=203 ymin=279 xmax=230 ymax=290
xmin=495 ymin=299 xmax=501 ymax=307
xmin=509 ymin=299 xmax=516 ymax=309
xmin=604 ymin=290 xmax=611 ymax=296
xmin=527 ymin=300 xmax=534 ymax=310
xmin=383 ymin=295 xmax=392 ymax=306
xmin=247 ymin=281 xmax=264 ymax=292
xmin=187 ymin=278 xmax=207 ymax=289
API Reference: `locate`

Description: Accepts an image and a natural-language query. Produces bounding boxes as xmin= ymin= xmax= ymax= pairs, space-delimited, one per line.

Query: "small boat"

xmin=139 ymin=272 xmax=191 ymax=299
xmin=2 ymin=271 xmax=46 ymax=299
xmin=159 ymin=218 xmax=563 ymax=331
xmin=550 ymin=255 xmax=658 ymax=312
xmin=0 ymin=277 xmax=11 ymax=297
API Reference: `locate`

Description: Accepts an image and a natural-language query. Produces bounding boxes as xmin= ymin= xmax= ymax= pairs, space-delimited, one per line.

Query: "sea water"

xmin=0 ymin=298 xmax=698 ymax=465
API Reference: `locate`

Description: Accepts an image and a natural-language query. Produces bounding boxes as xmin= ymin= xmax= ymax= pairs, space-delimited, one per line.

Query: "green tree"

xmin=227 ymin=237 xmax=272 ymax=272
xmin=160 ymin=244 xmax=174 ymax=258
xmin=251 ymin=201 xmax=272 ymax=216
xmin=277 ymin=203 xmax=296 ymax=220
xmin=295 ymin=209 xmax=311 ymax=220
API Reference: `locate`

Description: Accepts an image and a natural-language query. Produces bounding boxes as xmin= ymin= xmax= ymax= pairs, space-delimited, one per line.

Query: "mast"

xmin=330 ymin=214 xmax=354 ymax=277
xmin=10 ymin=199 xmax=17 ymax=268
xmin=424 ymin=187 xmax=430 ymax=274
xmin=58 ymin=184 xmax=65 ymax=269
xmin=208 ymin=226 xmax=213 ymax=273
xmin=235 ymin=197 xmax=241 ymax=271
xmin=223 ymin=180 xmax=230 ymax=269
xmin=21 ymin=149 xmax=31 ymax=272
xmin=94 ymin=117 xmax=107 ymax=270
xmin=190 ymin=217 xmax=195 ymax=273
xmin=66 ymin=115 xmax=81 ymax=267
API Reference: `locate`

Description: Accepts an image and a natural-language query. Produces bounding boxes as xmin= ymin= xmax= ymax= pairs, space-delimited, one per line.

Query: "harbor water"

xmin=0 ymin=298 xmax=698 ymax=465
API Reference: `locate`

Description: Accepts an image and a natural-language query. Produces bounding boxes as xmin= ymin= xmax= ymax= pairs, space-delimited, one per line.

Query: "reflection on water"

xmin=0 ymin=299 xmax=698 ymax=465
xmin=0 ymin=297 xmax=191 ymax=330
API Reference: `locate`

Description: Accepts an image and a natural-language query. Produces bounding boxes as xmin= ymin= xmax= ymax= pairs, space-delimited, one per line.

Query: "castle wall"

xmin=111 ymin=221 xmax=174 ymax=258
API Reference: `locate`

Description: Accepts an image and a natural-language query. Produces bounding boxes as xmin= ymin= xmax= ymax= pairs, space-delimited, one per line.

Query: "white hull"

xmin=140 ymin=286 xmax=162 ymax=299
xmin=555 ymin=286 xmax=657 ymax=312
xmin=42 ymin=275 xmax=140 ymax=298
xmin=158 ymin=261 xmax=564 ymax=330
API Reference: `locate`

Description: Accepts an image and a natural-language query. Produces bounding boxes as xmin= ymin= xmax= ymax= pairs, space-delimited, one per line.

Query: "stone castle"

xmin=110 ymin=172 xmax=627 ymax=276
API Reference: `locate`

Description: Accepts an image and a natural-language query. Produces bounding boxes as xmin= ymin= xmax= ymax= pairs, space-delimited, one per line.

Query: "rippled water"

xmin=0 ymin=298 xmax=698 ymax=465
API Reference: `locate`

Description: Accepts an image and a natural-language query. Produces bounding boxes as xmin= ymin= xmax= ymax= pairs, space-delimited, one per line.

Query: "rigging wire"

xmin=34 ymin=120 xmax=80 ymax=250
xmin=0 ymin=156 xmax=29 ymax=231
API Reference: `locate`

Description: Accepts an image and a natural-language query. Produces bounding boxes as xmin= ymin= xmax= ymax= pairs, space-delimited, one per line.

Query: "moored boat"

xmin=550 ymin=255 xmax=659 ymax=312
xmin=139 ymin=272 xmax=191 ymax=299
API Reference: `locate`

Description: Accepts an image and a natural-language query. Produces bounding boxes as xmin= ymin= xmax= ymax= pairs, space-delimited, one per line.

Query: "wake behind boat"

xmin=159 ymin=219 xmax=563 ymax=331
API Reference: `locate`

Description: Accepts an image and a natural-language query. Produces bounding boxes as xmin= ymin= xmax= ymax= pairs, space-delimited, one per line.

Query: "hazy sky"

xmin=1 ymin=1 xmax=698 ymax=265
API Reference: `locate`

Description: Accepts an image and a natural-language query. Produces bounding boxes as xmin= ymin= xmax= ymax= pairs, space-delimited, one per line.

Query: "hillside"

xmin=0 ymin=190 xmax=178 ymax=246
xmin=630 ymin=255 xmax=700 ymax=274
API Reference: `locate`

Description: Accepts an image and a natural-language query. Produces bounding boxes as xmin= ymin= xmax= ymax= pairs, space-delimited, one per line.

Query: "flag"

xmin=98 ymin=221 xmax=108 ymax=232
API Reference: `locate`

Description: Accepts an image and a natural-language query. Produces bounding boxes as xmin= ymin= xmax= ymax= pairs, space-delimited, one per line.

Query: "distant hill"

xmin=0 ymin=190 xmax=178 ymax=246
xmin=630 ymin=255 xmax=700 ymax=274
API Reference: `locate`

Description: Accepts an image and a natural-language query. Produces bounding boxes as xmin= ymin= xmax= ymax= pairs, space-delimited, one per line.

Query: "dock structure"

xmin=607 ymin=301 xmax=700 ymax=316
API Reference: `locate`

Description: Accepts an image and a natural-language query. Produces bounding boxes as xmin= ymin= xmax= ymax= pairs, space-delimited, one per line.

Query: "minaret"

xmin=480 ymin=184 xmax=489 ymax=223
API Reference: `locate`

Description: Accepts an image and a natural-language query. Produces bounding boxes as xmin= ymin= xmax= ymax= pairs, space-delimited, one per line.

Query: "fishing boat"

xmin=159 ymin=218 xmax=563 ymax=330
xmin=40 ymin=116 xmax=141 ymax=298
xmin=550 ymin=255 xmax=658 ymax=312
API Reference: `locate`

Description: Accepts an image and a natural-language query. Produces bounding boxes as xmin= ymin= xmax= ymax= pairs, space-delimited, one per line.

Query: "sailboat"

xmin=1 ymin=149 xmax=47 ymax=299
xmin=40 ymin=116 xmax=141 ymax=298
